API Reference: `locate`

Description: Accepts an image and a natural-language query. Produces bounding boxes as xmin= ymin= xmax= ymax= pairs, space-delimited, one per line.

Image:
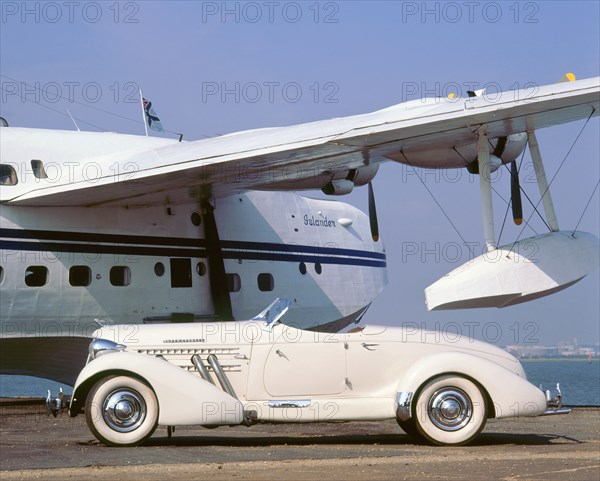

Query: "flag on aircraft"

xmin=142 ymin=98 xmax=164 ymax=132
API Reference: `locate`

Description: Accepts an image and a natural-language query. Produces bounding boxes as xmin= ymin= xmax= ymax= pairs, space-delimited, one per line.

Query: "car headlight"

xmin=88 ymin=338 xmax=126 ymax=361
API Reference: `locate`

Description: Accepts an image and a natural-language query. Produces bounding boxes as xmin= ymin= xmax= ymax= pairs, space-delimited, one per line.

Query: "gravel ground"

xmin=0 ymin=403 xmax=598 ymax=480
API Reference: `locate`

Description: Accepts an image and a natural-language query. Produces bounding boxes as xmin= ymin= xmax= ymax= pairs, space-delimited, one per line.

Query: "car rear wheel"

xmin=413 ymin=375 xmax=487 ymax=446
xmin=85 ymin=375 xmax=159 ymax=447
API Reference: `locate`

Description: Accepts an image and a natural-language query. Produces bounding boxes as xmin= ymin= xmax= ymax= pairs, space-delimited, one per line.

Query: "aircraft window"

xmin=31 ymin=160 xmax=48 ymax=179
xmin=191 ymin=212 xmax=202 ymax=226
xmin=110 ymin=266 xmax=131 ymax=286
xmin=257 ymin=273 xmax=274 ymax=292
xmin=315 ymin=262 xmax=322 ymax=275
xmin=170 ymin=258 xmax=192 ymax=288
xmin=69 ymin=265 xmax=91 ymax=286
xmin=196 ymin=262 xmax=206 ymax=276
xmin=25 ymin=266 xmax=48 ymax=287
xmin=299 ymin=262 xmax=307 ymax=275
xmin=0 ymin=266 xmax=4 ymax=284
xmin=154 ymin=262 xmax=165 ymax=277
xmin=226 ymin=273 xmax=241 ymax=292
xmin=0 ymin=164 xmax=18 ymax=186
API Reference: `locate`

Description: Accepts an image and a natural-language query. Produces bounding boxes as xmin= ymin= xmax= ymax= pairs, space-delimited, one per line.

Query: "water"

xmin=521 ymin=360 xmax=600 ymax=406
xmin=0 ymin=375 xmax=73 ymax=398
xmin=1 ymin=360 xmax=598 ymax=405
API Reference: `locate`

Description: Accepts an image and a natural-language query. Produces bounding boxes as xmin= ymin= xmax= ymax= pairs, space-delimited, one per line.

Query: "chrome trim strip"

xmin=268 ymin=400 xmax=311 ymax=408
xmin=541 ymin=407 xmax=572 ymax=416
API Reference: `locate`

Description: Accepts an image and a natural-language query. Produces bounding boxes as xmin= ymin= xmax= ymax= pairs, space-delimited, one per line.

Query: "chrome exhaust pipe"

xmin=191 ymin=354 xmax=215 ymax=385
xmin=207 ymin=354 xmax=238 ymax=400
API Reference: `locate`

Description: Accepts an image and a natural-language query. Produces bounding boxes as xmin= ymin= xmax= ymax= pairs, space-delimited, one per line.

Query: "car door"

xmin=262 ymin=325 xmax=347 ymax=397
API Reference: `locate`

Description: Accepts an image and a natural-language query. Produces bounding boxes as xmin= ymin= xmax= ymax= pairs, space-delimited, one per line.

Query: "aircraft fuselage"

xmin=0 ymin=190 xmax=386 ymax=382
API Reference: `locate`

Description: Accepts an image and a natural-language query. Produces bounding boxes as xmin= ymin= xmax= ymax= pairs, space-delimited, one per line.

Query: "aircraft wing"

xmin=2 ymin=76 xmax=598 ymax=207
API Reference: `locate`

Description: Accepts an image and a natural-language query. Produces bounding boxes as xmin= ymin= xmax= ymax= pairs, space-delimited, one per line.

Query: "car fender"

xmin=395 ymin=352 xmax=546 ymax=419
xmin=70 ymin=351 xmax=243 ymax=426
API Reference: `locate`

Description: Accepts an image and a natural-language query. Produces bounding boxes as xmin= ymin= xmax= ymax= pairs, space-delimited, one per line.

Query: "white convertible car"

xmin=68 ymin=300 xmax=568 ymax=447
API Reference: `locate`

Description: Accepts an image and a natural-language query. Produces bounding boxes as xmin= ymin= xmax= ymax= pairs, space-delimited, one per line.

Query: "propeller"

xmin=361 ymin=151 xmax=380 ymax=242
xmin=493 ymin=136 xmax=523 ymax=226
xmin=368 ymin=181 xmax=380 ymax=241
xmin=510 ymin=160 xmax=523 ymax=225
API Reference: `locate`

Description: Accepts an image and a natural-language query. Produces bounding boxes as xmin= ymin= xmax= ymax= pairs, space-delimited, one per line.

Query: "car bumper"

xmin=540 ymin=383 xmax=571 ymax=416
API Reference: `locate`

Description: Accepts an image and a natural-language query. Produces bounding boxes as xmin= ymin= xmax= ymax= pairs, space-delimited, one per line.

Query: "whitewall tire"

xmin=413 ymin=375 xmax=487 ymax=446
xmin=85 ymin=375 xmax=159 ymax=447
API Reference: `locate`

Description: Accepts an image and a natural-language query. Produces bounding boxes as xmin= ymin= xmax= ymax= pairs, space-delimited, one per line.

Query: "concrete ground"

xmin=0 ymin=402 xmax=598 ymax=480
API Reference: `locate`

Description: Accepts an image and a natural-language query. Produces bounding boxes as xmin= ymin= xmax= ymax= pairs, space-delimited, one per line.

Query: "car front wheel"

xmin=85 ymin=375 xmax=159 ymax=447
xmin=413 ymin=375 xmax=487 ymax=446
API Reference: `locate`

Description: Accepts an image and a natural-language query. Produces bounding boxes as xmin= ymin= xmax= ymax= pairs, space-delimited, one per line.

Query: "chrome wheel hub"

xmin=428 ymin=387 xmax=472 ymax=431
xmin=103 ymin=388 xmax=146 ymax=433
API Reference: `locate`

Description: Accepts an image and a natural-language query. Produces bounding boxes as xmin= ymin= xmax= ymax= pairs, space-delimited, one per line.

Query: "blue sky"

xmin=1 ymin=1 xmax=599 ymax=346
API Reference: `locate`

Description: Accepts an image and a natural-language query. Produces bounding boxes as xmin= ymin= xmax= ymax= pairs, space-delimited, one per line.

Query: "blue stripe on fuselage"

xmin=0 ymin=229 xmax=386 ymax=268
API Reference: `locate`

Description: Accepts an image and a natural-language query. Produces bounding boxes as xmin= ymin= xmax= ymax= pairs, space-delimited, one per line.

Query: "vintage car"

xmin=68 ymin=300 xmax=568 ymax=447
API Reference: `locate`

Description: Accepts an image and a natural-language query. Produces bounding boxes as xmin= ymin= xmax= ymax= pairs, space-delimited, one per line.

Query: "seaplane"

xmin=0 ymin=74 xmax=598 ymax=386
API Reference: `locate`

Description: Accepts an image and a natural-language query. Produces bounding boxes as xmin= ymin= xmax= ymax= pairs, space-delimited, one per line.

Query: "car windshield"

xmin=251 ymin=298 xmax=291 ymax=326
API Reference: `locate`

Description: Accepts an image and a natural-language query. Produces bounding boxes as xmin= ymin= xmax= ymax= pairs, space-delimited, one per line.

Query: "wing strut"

xmin=477 ymin=129 xmax=496 ymax=252
xmin=527 ymin=129 xmax=559 ymax=232
xmin=202 ymin=200 xmax=234 ymax=321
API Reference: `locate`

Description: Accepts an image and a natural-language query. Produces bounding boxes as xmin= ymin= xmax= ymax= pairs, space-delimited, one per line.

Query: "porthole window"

xmin=0 ymin=164 xmax=18 ymax=186
xmin=110 ymin=266 xmax=131 ymax=286
xmin=31 ymin=160 xmax=48 ymax=179
xmin=154 ymin=262 xmax=165 ymax=277
xmin=25 ymin=266 xmax=48 ymax=287
xmin=315 ymin=262 xmax=322 ymax=275
xmin=191 ymin=212 xmax=202 ymax=226
xmin=299 ymin=262 xmax=307 ymax=275
xmin=69 ymin=265 xmax=91 ymax=286
xmin=196 ymin=262 xmax=206 ymax=276
xmin=226 ymin=273 xmax=241 ymax=292
xmin=257 ymin=273 xmax=274 ymax=292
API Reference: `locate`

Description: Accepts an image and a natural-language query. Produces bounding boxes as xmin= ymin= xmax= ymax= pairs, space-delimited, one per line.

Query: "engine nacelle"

xmin=385 ymin=133 xmax=528 ymax=171
xmin=350 ymin=164 xmax=379 ymax=186
xmin=466 ymin=154 xmax=503 ymax=174
xmin=499 ymin=133 xmax=528 ymax=163
xmin=322 ymin=179 xmax=354 ymax=195
xmin=321 ymin=164 xmax=379 ymax=196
